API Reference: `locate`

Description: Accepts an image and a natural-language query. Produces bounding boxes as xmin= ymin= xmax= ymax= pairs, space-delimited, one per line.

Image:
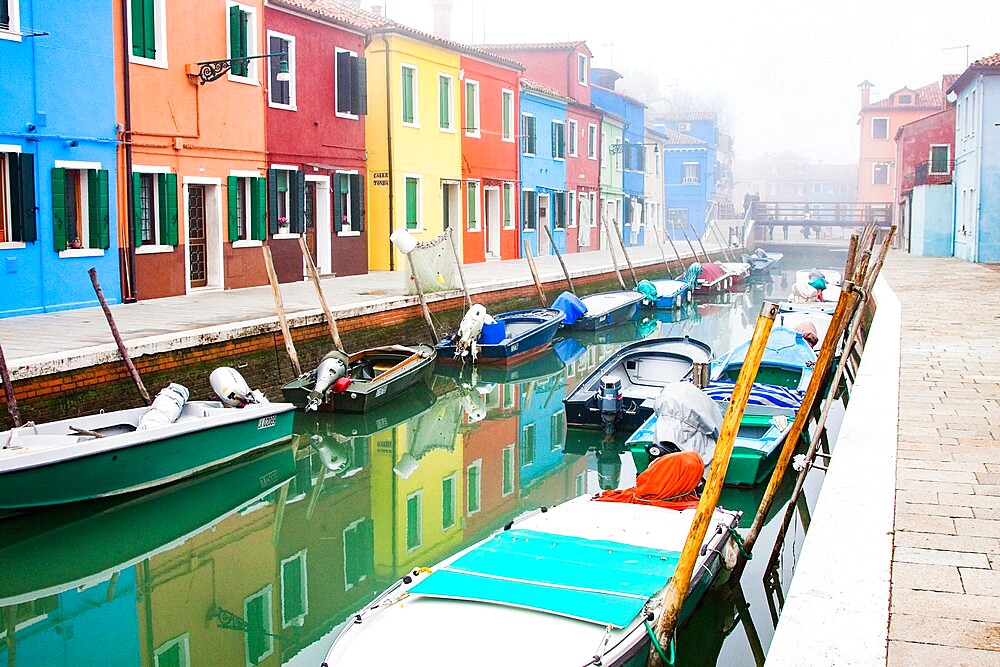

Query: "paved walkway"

xmin=882 ymin=252 xmax=1000 ymax=665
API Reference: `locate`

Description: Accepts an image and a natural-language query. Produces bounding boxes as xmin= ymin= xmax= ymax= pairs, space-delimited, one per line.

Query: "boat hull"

xmin=571 ymin=292 xmax=644 ymax=331
xmin=0 ymin=402 xmax=294 ymax=511
xmin=436 ymin=308 xmax=564 ymax=366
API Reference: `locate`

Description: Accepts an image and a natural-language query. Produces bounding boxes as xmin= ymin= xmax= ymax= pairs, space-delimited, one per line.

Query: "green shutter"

xmin=350 ymin=173 xmax=364 ymax=232
xmin=132 ymin=173 xmax=143 ymax=247
xmin=229 ymin=5 xmax=247 ymax=76
xmin=467 ymin=184 xmax=476 ymax=230
xmin=502 ymin=93 xmax=511 ymax=139
xmin=252 ymin=177 xmax=267 ymax=240
xmin=290 ymin=170 xmax=305 ymax=234
xmin=51 ymin=168 xmax=67 ymax=251
xmin=332 ymin=173 xmax=343 ymax=231
xmin=528 ymin=116 xmax=536 ymax=154
xmin=401 ymin=67 xmax=413 ymax=123
xmin=336 ymin=51 xmax=351 ymax=114
xmin=131 ymin=0 xmax=156 ymax=58
xmin=266 ymin=169 xmax=278 ymax=234
xmin=353 ymin=56 xmax=367 ymax=116
xmin=503 ymin=184 xmax=511 ymax=227
xmin=158 ymin=172 xmax=178 ymax=246
xmin=439 ymin=76 xmax=448 ymax=128
xmin=227 ymin=175 xmax=239 ymax=241
xmin=405 ymin=178 xmax=417 ymax=229
xmin=88 ymin=169 xmax=110 ymax=249
xmin=11 ymin=153 xmax=36 ymax=243
xmin=465 ymin=82 xmax=476 ymax=132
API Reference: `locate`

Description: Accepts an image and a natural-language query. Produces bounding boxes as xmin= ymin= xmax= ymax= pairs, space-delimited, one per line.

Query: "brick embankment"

xmin=884 ymin=252 xmax=1000 ymax=665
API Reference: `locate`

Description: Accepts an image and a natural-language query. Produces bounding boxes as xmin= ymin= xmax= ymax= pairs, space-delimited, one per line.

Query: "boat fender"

xmin=503 ymin=520 xmax=514 ymax=531
xmin=137 ymin=383 xmax=189 ymax=430
xmin=540 ymin=506 xmax=548 ymax=513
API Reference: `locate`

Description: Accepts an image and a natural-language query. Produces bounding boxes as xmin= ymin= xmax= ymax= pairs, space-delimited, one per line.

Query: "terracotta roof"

xmin=949 ymin=51 xmax=1000 ymax=93
xmin=658 ymin=128 xmax=705 ymax=146
xmin=369 ymin=23 xmax=524 ymax=70
xmin=476 ymin=41 xmax=592 ymax=56
xmin=866 ymin=81 xmax=943 ymax=110
xmin=270 ymin=0 xmax=389 ymax=31
xmin=651 ymin=111 xmax=717 ymax=122
xmin=521 ymin=78 xmax=573 ymax=103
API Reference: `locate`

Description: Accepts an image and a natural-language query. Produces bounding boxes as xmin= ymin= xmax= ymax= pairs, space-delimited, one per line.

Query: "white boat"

xmin=323 ymin=495 xmax=740 ymax=667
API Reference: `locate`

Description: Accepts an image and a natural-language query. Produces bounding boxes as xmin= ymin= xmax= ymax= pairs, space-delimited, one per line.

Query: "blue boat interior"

xmin=409 ymin=528 xmax=681 ymax=627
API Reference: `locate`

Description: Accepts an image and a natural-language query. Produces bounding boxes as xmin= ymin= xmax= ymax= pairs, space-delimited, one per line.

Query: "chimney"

xmin=858 ymin=80 xmax=874 ymax=108
xmin=370 ymin=4 xmax=382 ymax=15
xmin=432 ymin=0 xmax=453 ymax=40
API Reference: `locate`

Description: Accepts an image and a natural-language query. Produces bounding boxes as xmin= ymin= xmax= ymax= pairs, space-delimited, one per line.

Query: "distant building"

xmin=735 ymin=152 xmax=857 ymax=205
xmin=658 ymin=129 xmax=709 ymax=239
xmin=948 ymin=52 xmax=1000 ymax=263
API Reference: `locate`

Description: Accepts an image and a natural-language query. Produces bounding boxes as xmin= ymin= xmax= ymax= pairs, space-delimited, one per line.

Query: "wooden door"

xmin=187 ymin=185 xmax=207 ymax=288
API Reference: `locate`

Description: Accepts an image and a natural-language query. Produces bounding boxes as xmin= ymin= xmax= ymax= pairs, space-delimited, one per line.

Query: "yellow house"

xmin=365 ymin=28 xmax=464 ymax=271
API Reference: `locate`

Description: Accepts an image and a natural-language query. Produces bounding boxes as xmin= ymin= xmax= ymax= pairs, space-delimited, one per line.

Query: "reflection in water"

xmin=0 ymin=246 xmax=847 ymax=666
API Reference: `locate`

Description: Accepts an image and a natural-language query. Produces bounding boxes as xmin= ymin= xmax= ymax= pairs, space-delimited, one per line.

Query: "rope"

xmin=727 ymin=525 xmax=753 ymax=560
xmin=643 ymin=621 xmax=675 ymax=666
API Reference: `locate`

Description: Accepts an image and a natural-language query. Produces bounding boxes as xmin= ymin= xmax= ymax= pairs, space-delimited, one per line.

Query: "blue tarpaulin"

xmin=551 ymin=292 xmax=587 ymax=326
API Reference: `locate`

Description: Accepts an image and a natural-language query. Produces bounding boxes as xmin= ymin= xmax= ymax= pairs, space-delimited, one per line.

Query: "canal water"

xmin=0 ymin=243 xmax=851 ymax=667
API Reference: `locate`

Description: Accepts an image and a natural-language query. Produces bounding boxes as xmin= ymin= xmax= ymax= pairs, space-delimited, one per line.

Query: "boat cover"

xmin=701 ymin=380 xmax=804 ymax=410
xmin=553 ymin=338 xmax=587 ymax=365
xmin=712 ymin=327 xmax=817 ymax=376
xmin=699 ymin=263 xmax=727 ymax=283
xmin=635 ymin=280 xmax=658 ymax=302
xmin=651 ymin=382 xmax=722 ymax=464
xmin=595 ymin=451 xmax=704 ymax=510
xmin=551 ymin=291 xmax=587 ymax=325
xmin=409 ymin=527 xmax=681 ymax=627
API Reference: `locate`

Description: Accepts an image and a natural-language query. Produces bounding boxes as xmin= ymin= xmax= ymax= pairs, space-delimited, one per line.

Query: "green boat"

xmin=0 ymin=378 xmax=294 ymax=513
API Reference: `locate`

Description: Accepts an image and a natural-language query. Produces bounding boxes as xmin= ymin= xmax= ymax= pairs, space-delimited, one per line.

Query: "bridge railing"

xmin=754 ymin=201 xmax=893 ymax=227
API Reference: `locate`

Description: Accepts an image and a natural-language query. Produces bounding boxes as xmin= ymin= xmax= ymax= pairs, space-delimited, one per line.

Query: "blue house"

xmin=948 ymin=53 xmax=1000 ymax=263
xmin=519 ymin=80 xmax=569 ymax=257
xmin=656 ymin=128 xmax=710 ymax=241
xmin=0 ymin=0 xmax=120 ymax=318
xmin=517 ymin=371 xmax=567 ymax=490
xmin=653 ymin=113 xmax=721 ymax=238
xmin=590 ymin=69 xmax=647 ymax=246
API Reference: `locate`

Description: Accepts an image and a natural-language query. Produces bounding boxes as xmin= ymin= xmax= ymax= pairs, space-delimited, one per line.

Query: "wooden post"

xmin=0 ymin=343 xmax=22 ymax=427
xmin=610 ymin=216 xmax=638 ymax=287
xmin=88 ymin=268 xmax=152 ymax=405
xmin=651 ymin=226 xmax=675 ymax=273
xmin=521 ymin=238 xmax=548 ymax=306
xmin=261 ymin=246 xmax=303 ymax=377
xmin=406 ymin=253 xmax=439 ymax=344
xmin=681 ymin=229 xmax=707 ymax=264
xmin=602 ymin=218 xmax=627 ymax=290
xmin=649 ymin=301 xmax=780 ymax=662
xmin=733 ymin=279 xmax=861 ymax=577
xmin=298 ymin=236 xmax=344 ymax=353
xmin=765 ymin=226 xmax=895 ymax=572
xmin=447 ymin=228 xmax=473 ymax=308
xmin=690 ymin=225 xmax=713 ymax=263
xmin=665 ymin=231 xmax=686 ymax=272
xmin=542 ymin=224 xmax=575 ymax=295
xmin=842 ymin=234 xmax=860 ymax=284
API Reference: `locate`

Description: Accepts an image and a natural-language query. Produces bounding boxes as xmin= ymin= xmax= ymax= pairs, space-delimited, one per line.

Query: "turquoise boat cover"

xmin=409 ymin=528 xmax=681 ymax=627
xmin=711 ymin=327 xmax=817 ymax=376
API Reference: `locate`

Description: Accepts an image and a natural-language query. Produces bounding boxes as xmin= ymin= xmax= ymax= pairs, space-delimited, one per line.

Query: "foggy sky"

xmin=367 ymin=0 xmax=1000 ymax=165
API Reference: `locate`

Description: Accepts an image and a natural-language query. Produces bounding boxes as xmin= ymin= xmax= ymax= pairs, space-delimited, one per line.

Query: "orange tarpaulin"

xmin=593 ymin=451 xmax=704 ymax=510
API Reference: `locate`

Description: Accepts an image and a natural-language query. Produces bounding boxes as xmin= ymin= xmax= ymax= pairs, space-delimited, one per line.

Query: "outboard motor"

xmin=210 ymin=367 xmax=269 ymax=407
xmin=455 ymin=304 xmax=493 ymax=362
xmin=137 ymin=383 xmax=190 ymax=430
xmin=305 ymin=351 xmax=350 ymax=412
xmin=597 ymin=375 xmax=623 ymax=434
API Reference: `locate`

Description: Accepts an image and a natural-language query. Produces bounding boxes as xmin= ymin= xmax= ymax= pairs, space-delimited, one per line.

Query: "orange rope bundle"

xmin=594 ymin=451 xmax=704 ymax=510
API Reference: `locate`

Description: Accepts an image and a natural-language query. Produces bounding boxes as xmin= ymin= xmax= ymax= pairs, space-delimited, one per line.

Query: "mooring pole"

xmin=842 ymin=234 xmax=860 ymax=284
xmin=298 ymin=236 xmax=344 ymax=353
xmin=542 ymin=224 xmax=575 ymax=295
xmin=610 ymin=216 xmax=638 ymax=287
xmin=0 ymin=343 xmax=22 ymax=427
xmin=446 ymin=228 xmax=473 ymax=308
xmin=522 ymin=238 xmax=548 ymax=306
xmin=732 ymin=280 xmax=861 ymax=579
xmin=709 ymin=220 xmax=739 ymax=263
xmin=648 ymin=301 xmax=780 ymax=665
xmin=681 ymin=229 xmax=708 ymax=264
xmin=88 ymin=268 xmax=151 ymax=405
xmin=690 ymin=225 xmax=714 ymax=263
xmin=261 ymin=246 xmax=303 ymax=377
xmin=651 ymin=226 xmax=675 ymax=273
xmin=602 ymin=218 xmax=627 ymax=290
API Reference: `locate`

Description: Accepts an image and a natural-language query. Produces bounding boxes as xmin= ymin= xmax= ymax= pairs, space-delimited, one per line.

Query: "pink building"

xmin=894 ymin=107 xmax=956 ymax=254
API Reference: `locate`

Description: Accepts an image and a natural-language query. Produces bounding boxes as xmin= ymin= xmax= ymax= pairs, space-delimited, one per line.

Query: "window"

xmin=568 ymin=191 xmax=576 ymax=228
xmin=501 ymin=89 xmax=514 ymax=141
xmin=442 ymin=475 xmax=456 ymax=529
xmin=667 ymin=208 xmax=688 ymax=231
xmin=154 ymin=634 xmax=190 ymax=667
xmin=334 ymin=172 xmax=364 ymax=233
xmin=521 ymin=423 xmax=536 ymax=466
xmin=466 ymin=460 xmax=482 ymax=515
xmin=267 ymin=33 xmax=294 ymax=108
xmin=577 ymin=53 xmax=588 ymax=86
xmin=129 ymin=0 xmax=165 ymax=64
xmin=567 ymin=119 xmax=578 ymax=156
xmin=1 ymin=0 xmax=20 ymax=35
xmin=929 ymin=145 xmax=950 ymax=174
xmin=521 ymin=190 xmax=536 ymax=230
xmin=677 ymin=122 xmax=691 ymax=132
xmin=438 ymin=74 xmax=453 ymax=130
xmin=502 ymin=182 xmax=514 ymax=229
xmin=280 ymin=551 xmax=308 ymax=627
xmin=502 ymin=446 xmax=514 ymax=496
xmin=227 ymin=174 xmax=266 ymax=242
xmin=243 ymin=586 xmax=274 ymax=665
xmin=897 ymin=93 xmax=912 ymax=105
xmin=871 ymin=117 xmax=888 ymax=140
xmin=872 ymin=162 xmax=889 ymax=185
xmin=464 ymin=80 xmax=480 ymax=136
xmin=336 ymin=49 xmax=366 ymax=116
xmin=342 ymin=517 xmax=373 ymax=590
xmin=682 ymin=162 xmax=700 ymax=184
xmin=133 ymin=169 xmax=178 ymax=247
xmin=551 ymin=121 xmax=565 ymax=159
xmin=268 ymin=168 xmax=305 ymax=234
xmin=404 ymin=176 xmax=420 ymax=229
xmin=227 ymin=3 xmax=256 ymax=81
xmin=52 ymin=165 xmax=110 ymax=252
xmin=401 ymin=64 xmax=417 ymax=125
xmin=553 ymin=192 xmax=566 ymax=230
xmin=551 ymin=410 xmax=565 ymax=449
xmin=466 ymin=180 xmax=479 ymax=231
xmin=588 ymin=124 xmax=597 ymax=159
xmin=521 ymin=114 xmax=536 ymax=155
xmin=0 ymin=149 xmax=36 ymax=245
xmin=406 ymin=491 xmax=422 ymax=551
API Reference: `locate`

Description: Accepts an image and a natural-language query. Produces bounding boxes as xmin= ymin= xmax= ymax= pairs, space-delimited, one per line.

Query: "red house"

xmin=461 ymin=390 xmax=522 ymax=536
xmin=264 ymin=0 xmax=382 ymax=281
xmin=894 ymin=106 xmax=956 ymax=254
xmin=479 ymin=42 xmax=602 ymax=253
xmin=459 ymin=54 xmax=524 ymax=263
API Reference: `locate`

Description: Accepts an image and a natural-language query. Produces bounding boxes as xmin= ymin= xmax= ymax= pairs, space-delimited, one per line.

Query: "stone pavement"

xmin=883 ymin=252 xmax=1000 ymax=665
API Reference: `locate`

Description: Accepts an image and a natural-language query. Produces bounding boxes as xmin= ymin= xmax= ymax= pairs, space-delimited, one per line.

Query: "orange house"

xmin=115 ymin=0 xmax=271 ymax=300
